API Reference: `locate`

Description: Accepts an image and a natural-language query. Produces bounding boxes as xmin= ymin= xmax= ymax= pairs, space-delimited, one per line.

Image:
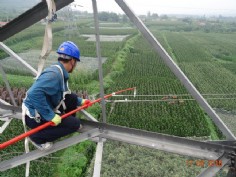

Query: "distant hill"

xmin=0 ymin=0 xmax=41 ymax=20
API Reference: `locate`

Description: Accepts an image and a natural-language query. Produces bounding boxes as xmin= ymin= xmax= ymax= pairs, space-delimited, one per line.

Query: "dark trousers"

xmin=25 ymin=93 xmax=81 ymax=144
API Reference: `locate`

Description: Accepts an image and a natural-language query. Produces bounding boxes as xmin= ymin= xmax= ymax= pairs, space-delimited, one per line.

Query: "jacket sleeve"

xmin=27 ymin=71 xmax=60 ymax=121
xmin=77 ymin=97 xmax=83 ymax=106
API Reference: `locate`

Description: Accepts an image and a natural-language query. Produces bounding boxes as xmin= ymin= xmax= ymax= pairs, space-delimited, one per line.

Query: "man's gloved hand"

xmin=82 ymin=99 xmax=92 ymax=107
xmin=51 ymin=114 xmax=62 ymax=126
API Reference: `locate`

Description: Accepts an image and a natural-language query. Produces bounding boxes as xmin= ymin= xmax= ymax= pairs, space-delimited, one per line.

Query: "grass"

xmin=205 ymin=115 xmax=221 ymax=140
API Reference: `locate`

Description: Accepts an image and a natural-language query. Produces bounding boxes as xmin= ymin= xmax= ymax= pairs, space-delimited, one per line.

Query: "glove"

xmin=82 ymin=99 xmax=92 ymax=107
xmin=51 ymin=114 xmax=62 ymax=126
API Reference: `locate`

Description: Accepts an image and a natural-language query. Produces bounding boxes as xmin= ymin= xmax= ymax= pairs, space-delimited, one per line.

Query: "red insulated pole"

xmin=0 ymin=87 xmax=135 ymax=150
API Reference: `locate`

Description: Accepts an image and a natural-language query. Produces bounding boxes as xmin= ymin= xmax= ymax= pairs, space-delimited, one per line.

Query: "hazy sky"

xmin=75 ymin=0 xmax=236 ymax=16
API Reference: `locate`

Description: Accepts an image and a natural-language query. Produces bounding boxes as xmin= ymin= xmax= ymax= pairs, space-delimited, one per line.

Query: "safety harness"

xmin=53 ymin=64 xmax=71 ymax=114
xmin=22 ymin=64 xmax=71 ymax=123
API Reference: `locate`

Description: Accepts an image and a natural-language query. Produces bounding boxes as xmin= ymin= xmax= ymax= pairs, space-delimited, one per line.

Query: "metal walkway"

xmin=1 ymin=119 xmax=235 ymax=172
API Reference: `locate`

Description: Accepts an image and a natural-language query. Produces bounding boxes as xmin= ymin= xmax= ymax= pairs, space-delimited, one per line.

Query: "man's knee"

xmin=61 ymin=116 xmax=81 ymax=131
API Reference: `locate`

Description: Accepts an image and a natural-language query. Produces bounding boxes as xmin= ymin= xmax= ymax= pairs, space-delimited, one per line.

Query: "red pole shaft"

xmin=0 ymin=87 xmax=135 ymax=150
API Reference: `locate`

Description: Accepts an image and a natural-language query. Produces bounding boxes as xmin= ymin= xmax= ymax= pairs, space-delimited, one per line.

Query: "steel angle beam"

xmin=102 ymin=130 xmax=221 ymax=160
xmin=0 ymin=0 xmax=74 ymax=42
xmin=92 ymin=0 xmax=107 ymax=123
xmin=0 ymin=100 xmax=22 ymax=113
xmin=81 ymin=109 xmax=98 ymax=122
xmin=0 ymin=101 xmax=22 ymax=121
xmin=114 ymin=0 xmax=236 ymax=141
xmin=80 ymin=110 xmax=105 ymax=142
xmin=207 ymin=140 xmax=236 ymax=147
xmin=0 ymin=128 xmax=101 ymax=171
xmin=0 ymin=99 xmax=22 ymax=120
xmin=93 ymin=140 xmax=104 ymax=177
xmin=0 ymin=109 xmax=21 ymax=120
xmin=80 ymin=120 xmax=235 ymax=159
xmin=81 ymin=110 xmax=104 ymax=177
xmin=0 ymin=42 xmax=37 ymax=76
xmin=0 ymin=118 xmax=12 ymax=134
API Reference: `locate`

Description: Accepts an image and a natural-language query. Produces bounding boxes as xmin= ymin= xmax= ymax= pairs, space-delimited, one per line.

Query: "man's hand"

xmin=82 ymin=99 xmax=92 ymax=107
xmin=51 ymin=114 xmax=62 ymax=126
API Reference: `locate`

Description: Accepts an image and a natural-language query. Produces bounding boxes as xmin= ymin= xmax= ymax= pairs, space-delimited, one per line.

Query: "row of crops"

xmin=155 ymin=31 xmax=236 ymax=111
xmin=106 ymin=35 xmax=212 ymax=137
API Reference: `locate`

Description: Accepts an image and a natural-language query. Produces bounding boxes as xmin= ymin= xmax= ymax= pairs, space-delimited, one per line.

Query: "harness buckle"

xmin=34 ymin=116 xmax=41 ymax=123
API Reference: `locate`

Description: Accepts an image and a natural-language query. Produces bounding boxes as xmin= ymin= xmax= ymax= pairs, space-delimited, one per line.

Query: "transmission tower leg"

xmin=92 ymin=0 xmax=106 ymax=123
xmin=0 ymin=42 xmax=37 ymax=76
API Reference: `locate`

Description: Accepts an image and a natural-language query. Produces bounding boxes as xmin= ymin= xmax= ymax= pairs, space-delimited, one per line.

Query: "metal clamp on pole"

xmin=47 ymin=12 xmax=57 ymax=23
xmin=133 ymin=87 xmax=136 ymax=97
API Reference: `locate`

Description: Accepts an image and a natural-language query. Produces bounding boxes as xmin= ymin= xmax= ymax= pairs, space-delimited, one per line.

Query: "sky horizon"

xmin=74 ymin=0 xmax=236 ymax=16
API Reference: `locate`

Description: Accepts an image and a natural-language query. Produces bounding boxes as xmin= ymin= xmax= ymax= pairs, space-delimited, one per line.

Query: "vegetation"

xmin=106 ymin=34 xmax=211 ymax=137
xmin=93 ymin=141 xmax=227 ymax=177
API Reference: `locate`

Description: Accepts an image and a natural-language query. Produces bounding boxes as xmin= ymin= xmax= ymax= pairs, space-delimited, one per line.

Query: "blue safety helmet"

xmin=57 ymin=41 xmax=80 ymax=61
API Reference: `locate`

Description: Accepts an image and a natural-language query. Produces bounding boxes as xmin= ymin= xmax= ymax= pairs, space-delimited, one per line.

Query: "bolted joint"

xmin=50 ymin=13 xmax=57 ymax=22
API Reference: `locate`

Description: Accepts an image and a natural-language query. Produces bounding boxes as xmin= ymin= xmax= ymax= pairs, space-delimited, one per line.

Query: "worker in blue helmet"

xmin=23 ymin=41 xmax=91 ymax=150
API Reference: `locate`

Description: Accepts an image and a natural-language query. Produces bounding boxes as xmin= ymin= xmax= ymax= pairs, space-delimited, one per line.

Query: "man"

xmin=23 ymin=41 xmax=91 ymax=150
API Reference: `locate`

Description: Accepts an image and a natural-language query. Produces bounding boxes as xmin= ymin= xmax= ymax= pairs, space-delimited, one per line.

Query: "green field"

xmin=0 ymin=14 xmax=236 ymax=177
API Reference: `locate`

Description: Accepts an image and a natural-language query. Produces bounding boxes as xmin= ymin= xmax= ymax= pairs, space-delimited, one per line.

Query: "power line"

xmin=112 ymin=93 xmax=236 ymax=97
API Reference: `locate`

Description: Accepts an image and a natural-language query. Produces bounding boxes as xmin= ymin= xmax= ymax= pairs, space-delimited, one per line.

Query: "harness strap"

xmin=36 ymin=0 xmax=56 ymax=79
xmin=53 ymin=65 xmax=71 ymax=113
xmin=22 ymin=104 xmax=30 ymax=177
xmin=23 ymin=64 xmax=70 ymax=120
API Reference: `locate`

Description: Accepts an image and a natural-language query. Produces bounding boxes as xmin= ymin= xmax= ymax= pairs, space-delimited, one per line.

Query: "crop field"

xmin=154 ymin=31 xmax=236 ymax=111
xmin=95 ymin=21 xmax=236 ymax=176
xmin=105 ymin=34 xmax=219 ymax=136
xmin=0 ymin=14 xmax=236 ymax=177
